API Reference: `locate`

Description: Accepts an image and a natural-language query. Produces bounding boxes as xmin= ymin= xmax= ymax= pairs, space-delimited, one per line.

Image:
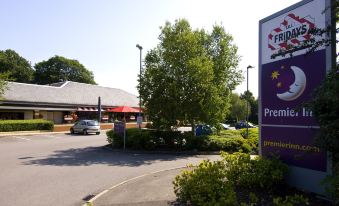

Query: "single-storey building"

xmin=0 ymin=81 xmax=141 ymax=124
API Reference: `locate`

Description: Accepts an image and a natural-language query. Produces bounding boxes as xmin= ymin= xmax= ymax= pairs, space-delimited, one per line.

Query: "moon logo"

xmin=277 ymin=66 xmax=306 ymax=101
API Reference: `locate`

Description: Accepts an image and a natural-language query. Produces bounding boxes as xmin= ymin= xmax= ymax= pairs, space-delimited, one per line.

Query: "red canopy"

xmin=108 ymin=106 xmax=140 ymax=113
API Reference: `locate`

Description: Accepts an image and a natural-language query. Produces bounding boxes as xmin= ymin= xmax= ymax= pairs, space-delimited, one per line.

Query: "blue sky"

xmin=0 ymin=0 xmax=300 ymax=97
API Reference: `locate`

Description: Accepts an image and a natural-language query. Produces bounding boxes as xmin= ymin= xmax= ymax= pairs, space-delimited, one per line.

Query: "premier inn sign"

xmin=259 ymin=0 xmax=334 ymax=194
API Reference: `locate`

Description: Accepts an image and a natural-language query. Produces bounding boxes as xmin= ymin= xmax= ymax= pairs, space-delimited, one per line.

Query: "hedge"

xmin=173 ymin=152 xmax=289 ymax=205
xmin=0 ymin=119 xmax=54 ymax=132
xmin=106 ymin=128 xmax=259 ymax=153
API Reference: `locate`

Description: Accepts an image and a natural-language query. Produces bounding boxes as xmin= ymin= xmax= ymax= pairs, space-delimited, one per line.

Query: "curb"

xmin=0 ymin=131 xmax=67 ymax=137
xmin=82 ymin=166 xmax=186 ymax=206
xmin=0 ymin=129 xmax=111 ymax=138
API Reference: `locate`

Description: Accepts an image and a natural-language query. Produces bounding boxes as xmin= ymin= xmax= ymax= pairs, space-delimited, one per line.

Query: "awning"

xmin=106 ymin=106 xmax=140 ymax=113
xmin=77 ymin=107 xmax=105 ymax=112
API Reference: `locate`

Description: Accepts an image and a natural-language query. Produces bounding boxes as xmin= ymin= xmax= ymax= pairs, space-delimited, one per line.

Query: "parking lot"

xmin=0 ymin=132 xmax=219 ymax=206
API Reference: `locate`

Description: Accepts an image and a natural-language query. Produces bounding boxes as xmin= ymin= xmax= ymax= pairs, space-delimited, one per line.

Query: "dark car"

xmin=235 ymin=121 xmax=256 ymax=130
xmin=195 ymin=124 xmax=216 ymax=136
xmin=70 ymin=120 xmax=100 ymax=135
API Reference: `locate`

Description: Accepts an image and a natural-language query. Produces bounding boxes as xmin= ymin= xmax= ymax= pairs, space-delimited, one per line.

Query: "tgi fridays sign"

xmin=260 ymin=0 xmax=330 ymax=174
xmin=268 ymin=13 xmax=315 ymax=51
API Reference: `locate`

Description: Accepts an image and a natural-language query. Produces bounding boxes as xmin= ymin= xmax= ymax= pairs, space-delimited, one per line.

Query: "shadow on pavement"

xmin=23 ymin=146 xmax=194 ymax=167
xmin=94 ymin=201 xmax=182 ymax=206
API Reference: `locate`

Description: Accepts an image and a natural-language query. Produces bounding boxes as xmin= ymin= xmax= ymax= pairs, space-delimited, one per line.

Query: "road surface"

xmin=0 ymin=132 xmax=219 ymax=206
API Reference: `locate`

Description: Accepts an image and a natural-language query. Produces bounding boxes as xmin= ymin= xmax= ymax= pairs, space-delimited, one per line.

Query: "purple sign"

xmin=259 ymin=0 xmax=329 ymax=172
xmin=114 ymin=121 xmax=125 ymax=137
xmin=261 ymin=126 xmax=326 ymax=171
xmin=261 ymin=50 xmax=326 ymax=126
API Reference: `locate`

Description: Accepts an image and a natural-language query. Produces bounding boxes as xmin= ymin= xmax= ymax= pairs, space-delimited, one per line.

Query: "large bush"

xmin=173 ymin=160 xmax=237 ymax=206
xmin=173 ymin=152 xmax=289 ymax=206
xmin=107 ymin=128 xmax=187 ymax=150
xmin=207 ymin=136 xmax=251 ymax=153
xmin=0 ymin=119 xmax=54 ymax=132
xmin=106 ymin=128 xmax=259 ymax=153
xmin=221 ymin=152 xmax=287 ymax=189
xmin=239 ymin=128 xmax=259 ymax=153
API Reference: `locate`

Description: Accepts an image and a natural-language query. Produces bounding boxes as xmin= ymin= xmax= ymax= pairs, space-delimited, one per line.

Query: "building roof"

xmin=2 ymin=81 xmax=139 ymax=107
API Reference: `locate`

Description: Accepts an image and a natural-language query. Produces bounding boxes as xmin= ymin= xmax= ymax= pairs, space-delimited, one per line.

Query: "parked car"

xmin=70 ymin=120 xmax=100 ymax=135
xmin=235 ymin=121 xmax=256 ymax=130
xmin=195 ymin=124 xmax=216 ymax=136
xmin=220 ymin=123 xmax=236 ymax=130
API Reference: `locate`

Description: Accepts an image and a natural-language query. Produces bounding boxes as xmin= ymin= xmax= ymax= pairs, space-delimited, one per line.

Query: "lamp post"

xmin=246 ymin=65 xmax=254 ymax=138
xmin=136 ymin=44 xmax=143 ymax=129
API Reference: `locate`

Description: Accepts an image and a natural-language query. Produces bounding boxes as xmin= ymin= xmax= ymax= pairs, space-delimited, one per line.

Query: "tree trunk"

xmin=190 ymin=120 xmax=195 ymax=136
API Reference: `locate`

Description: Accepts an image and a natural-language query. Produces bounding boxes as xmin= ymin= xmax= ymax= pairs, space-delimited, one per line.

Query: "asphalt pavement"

xmin=92 ymin=168 xmax=184 ymax=206
xmin=0 ymin=132 xmax=219 ymax=206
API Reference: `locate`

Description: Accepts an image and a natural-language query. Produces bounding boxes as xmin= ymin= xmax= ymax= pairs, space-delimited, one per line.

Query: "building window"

xmin=0 ymin=112 xmax=24 ymax=120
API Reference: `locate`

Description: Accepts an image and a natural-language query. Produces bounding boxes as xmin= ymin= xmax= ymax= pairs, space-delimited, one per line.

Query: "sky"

xmin=0 ymin=0 xmax=301 ymax=97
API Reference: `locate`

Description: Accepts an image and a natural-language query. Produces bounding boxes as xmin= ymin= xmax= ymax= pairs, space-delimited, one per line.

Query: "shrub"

xmin=273 ymin=194 xmax=309 ymax=206
xmin=106 ymin=130 xmax=114 ymax=144
xmin=239 ymin=128 xmax=259 ymax=153
xmin=173 ymin=160 xmax=238 ymax=206
xmin=208 ymin=136 xmax=251 ymax=153
xmin=0 ymin=119 xmax=54 ymax=132
xmin=106 ymin=127 xmax=259 ymax=153
xmin=145 ymin=122 xmax=153 ymax=128
xmin=173 ymin=152 xmax=289 ymax=205
xmin=219 ymin=129 xmax=243 ymax=138
xmin=127 ymin=129 xmax=156 ymax=150
xmin=221 ymin=152 xmax=288 ymax=189
xmin=183 ymin=133 xmax=208 ymax=150
xmin=205 ymin=129 xmax=258 ymax=153
xmin=106 ymin=129 xmax=123 ymax=148
xmin=239 ymin=128 xmax=258 ymax=139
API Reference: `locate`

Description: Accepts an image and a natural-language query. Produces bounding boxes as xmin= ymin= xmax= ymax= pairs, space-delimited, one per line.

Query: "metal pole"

xmin=123 ymin=113 xmax=126 ymax=150
xmin=246 ymin=65 xmax=254 ymax=138
xmin=139 ymin=47 xmax=142 ymax=120
xmin=246 ymin=67 xmax=249 ymax=138
xmin=136 ymin=44 xmax=143 ymax=129
xmin=98 ymin=96 xmax=101 ymax=123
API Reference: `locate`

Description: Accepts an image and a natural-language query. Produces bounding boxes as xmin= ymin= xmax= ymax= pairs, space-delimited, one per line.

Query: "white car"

xmin=220 ymin=123 xmax=236 ymax=130
xmin=70 ymin=120 xmax=100 ymax=135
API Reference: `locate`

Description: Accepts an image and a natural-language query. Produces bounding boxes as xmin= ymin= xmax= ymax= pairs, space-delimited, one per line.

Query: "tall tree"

xmin=229 ymin=93 xmax=248 ymax=122
xmin=139 ymin=19 xmax=242 ymax=130
xmin=34 ymin=56 xmax=96 ymax=85
xmin=240 ymin=91 xmax=258 ymax=124
xmin=0 ymin=73 xmax=8 ymax=99
xmin=0 ymin=49 xmax=34 ymax=83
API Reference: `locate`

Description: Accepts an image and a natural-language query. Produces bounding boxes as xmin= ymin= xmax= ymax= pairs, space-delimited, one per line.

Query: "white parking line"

xmin=15 ymin=137 xmax=31 ymax=141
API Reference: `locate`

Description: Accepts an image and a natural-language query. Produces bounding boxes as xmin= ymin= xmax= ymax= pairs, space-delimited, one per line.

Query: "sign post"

xmin=259 ymin=0 xmax=334 ymax=195
xmin=114 ymin=121 xmax=126 ymax=150
xmin=137 ymin=116 xmax=143 ymax=126
xmin=98 ymin=96 xmax=102 ymax=123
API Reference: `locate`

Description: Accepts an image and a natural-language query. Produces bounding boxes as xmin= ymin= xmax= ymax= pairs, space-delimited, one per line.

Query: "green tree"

xmin=229 ymin=93 xmax=248 ymax=122
xmin=139 ymin=19 xmax=242 ymax=130
xmin=0 ymin=49 xmax=34 ymax=83
xmin=240 ymin=91 xmax=258 ymax=124
xmin=306 ymin=3 xmax=339 ymax=200
xmin=34 ymin=56 xmax=96 ymax=85
xmin=0 ymin=73 xmax=8 ymax=99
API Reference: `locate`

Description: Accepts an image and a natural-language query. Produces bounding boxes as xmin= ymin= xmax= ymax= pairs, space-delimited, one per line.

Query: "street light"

xmin=136 ymin=44 xmax=143 ymax=129
xmin=246 ymin=65 xmax=254 ymax=138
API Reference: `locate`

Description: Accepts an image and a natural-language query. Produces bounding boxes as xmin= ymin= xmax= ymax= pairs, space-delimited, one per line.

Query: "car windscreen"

xmin=87 ymin=121 xmax=99 ymax=126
